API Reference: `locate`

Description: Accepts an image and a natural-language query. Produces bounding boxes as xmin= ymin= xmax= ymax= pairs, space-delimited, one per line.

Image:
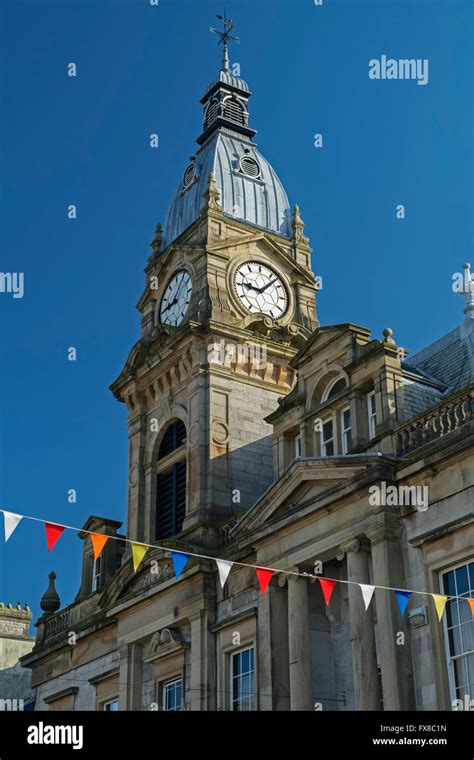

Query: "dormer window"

xmin=92 ymin=556 xmax=101 ymax=592
xmin=239 ymin=155 xmax=261 ymax=179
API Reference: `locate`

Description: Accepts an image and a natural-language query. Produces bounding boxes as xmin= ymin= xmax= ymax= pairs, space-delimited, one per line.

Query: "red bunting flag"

xmin=319 ymin=578 xmax=337 ymax=605
xmin=45 ymin=522 xmax=65 ymax=552
xmin=256 ymin=568 xmax=274 ymax=595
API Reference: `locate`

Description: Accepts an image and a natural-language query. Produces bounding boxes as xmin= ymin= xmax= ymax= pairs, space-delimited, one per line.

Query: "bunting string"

xmin=1 ymin=509 xmax=473 ymax=619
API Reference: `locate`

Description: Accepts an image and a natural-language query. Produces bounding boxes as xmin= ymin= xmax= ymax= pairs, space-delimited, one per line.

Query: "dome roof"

xmin=164 ymin=130 xmax=292 ymax=246
xmin=202 ymin=70 xmax=250 ymax=98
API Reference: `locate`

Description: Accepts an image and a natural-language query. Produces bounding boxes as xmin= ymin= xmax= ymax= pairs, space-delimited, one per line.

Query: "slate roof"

xmin=405 ymin=326 xmax=473 ymax=394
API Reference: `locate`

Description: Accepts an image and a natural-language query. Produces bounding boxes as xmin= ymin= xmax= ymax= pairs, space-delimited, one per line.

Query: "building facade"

xmin=22 ymin=37 xmax=474 ymax=712
xmin=0 ymin=603 xmax=34 ymax=710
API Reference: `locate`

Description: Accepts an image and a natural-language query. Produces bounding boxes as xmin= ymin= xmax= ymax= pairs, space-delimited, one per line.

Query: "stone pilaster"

xmin=119 ymin=643 xmax=143 ymax=711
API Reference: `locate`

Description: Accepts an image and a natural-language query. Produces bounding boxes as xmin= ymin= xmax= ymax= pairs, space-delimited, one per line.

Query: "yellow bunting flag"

xmin=91 ymin=533 xmax=109 ymax=561
xmin=467 ymin=598 xmax=474 ymax=618
xmin=131 ymin=542 xmax=149 ymax=572
xmin=432 ymin=594 xmax=448 ymax=621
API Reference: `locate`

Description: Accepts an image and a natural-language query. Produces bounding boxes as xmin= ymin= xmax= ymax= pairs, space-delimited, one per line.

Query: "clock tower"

xmin=111 ymin=18 xmax=319 ymax=548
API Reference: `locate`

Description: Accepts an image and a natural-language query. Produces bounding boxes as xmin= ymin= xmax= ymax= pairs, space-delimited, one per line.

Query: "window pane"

xmin=343 ymin=409 xmax=351 ymax=429
xmin=456 ymin=565 xmax=470 ymax=596
xmin=325 ymin=441 xmax=334 ymax=456
xmin=443 ymin=570 xmax=456 ymax=597
xmin=446 ymin=599 xmax=459 ymax=629
xmin=323 ymin=420 xmax=333 ymax=441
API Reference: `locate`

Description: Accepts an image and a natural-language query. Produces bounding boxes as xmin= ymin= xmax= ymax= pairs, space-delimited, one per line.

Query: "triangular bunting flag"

xmin=319 ymin=578 xmax=337 ymax=605
xmin=359 ymin=583 xmax=375 ymax=611
xmin=45 ymin=522 xmax=65 ymax=552
xmin=90 ymin=533 xmax=109 ymax=561
xmin=256 ymin=568 xmax=274 ymax=595
xmin=216 ymin=559 xmax=233 ymax=589
xmin=2 ymin=511 xmax=23 ymax=542
xmin=395 ymin=590 xmax=412 ymax=616
xmin=131 ymin=542 xmax=149 ymax=572
xmin=171 ymin=551 xmax=189 ymax=580
xmin=432 ymin=594 xmax=448 ymax=622
xmin=466 ymin=598 xmax=474 ymax=618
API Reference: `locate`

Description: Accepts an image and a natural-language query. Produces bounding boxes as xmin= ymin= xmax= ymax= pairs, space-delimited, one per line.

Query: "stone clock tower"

xmin=110 ymin=30 xmax=318 ymax=549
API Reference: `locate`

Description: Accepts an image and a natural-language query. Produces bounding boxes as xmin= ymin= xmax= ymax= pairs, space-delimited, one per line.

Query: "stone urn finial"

xmin=40 ymin=571 xmax=60 ymax=614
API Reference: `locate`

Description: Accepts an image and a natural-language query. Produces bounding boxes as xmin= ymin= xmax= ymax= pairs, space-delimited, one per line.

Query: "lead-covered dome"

xmin=164 ymin=130 xmax=292 ymax=245
xmin=163 ymin=49 xmax=292 ymax=246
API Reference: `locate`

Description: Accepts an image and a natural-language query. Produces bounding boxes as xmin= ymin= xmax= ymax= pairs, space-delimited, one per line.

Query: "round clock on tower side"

xmin=233 ymin=261 xmax=288 ymax=320
xmin=159 ymin=270 xmax=193 ymax=327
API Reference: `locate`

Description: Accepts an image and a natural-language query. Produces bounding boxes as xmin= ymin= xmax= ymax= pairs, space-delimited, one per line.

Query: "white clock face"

xmin=159 ymin=270 xmax=192 ymax=326
xmin=234 ymin=261 xmax=288 ymax=319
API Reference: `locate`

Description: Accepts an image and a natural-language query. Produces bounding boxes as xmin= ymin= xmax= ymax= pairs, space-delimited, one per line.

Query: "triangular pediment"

xmin=207 ymin=231 xmax=315 ymax=285
xmin=230 ymin=455 xmax=385 ymax=539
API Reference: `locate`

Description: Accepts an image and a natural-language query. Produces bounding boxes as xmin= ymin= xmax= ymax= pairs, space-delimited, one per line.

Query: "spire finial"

xmin=461 ymin=262 xmax=474 ymax=319
xmin=210 ymin=9 xmax=240 ymax=72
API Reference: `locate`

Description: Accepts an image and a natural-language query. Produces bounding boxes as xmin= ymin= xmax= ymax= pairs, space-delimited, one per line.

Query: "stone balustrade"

xmin=396 ymin=385 xmax=474 ymax=456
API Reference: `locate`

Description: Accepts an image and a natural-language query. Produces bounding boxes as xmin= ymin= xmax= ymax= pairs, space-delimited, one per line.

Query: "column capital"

xmin=278 ymin=567 xmax=304 ymax=586
xmin=336 ymin=537 xmax=371 ymax=560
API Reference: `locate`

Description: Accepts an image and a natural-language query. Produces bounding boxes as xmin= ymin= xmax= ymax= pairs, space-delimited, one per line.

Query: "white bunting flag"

xmin=359 ymin=583 xmax=375 ymax=611
xmin=3 ymin=511 xmax=23 ymax=542
xmin=216 ymin=559 xmax=233 ymax=588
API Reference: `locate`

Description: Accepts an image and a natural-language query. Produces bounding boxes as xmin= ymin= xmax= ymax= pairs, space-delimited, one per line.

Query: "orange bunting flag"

xmin=256 ymin=568 xmax=274 ymax=595
xmin=319 ymin=578 xmax=337 ymax=605
xmin=467 ymin=598 xmax=474 ymax=618
xmin=432 ymin=594 xmax=448 ymax=622
xmin=45 ymin=522 xmax=66 ymax=552
xmin=91 ymin=533 xmax=109 ymax=561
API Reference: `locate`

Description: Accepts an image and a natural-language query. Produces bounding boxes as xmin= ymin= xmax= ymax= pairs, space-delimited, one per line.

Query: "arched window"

xmin=156 ymin=420 xmax=186 ymax=539
xmin=223 ymin=97 xmax=245 ymax=125
xmin=322 ymin=375 xmax=347 ymax=402
xmin=205 ymin=98 xmax=220 ymax=128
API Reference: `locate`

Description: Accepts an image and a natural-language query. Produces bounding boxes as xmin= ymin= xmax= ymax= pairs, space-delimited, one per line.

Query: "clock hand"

xmin=243 ymin=281 xmax=260 ymax=292
xmin=162 ymin=296 xmax=178 ymax=312
xmin=259 ymin=277 xmax=277 ymax=293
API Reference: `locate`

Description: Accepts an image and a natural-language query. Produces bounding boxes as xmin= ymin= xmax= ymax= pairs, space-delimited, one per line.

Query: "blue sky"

xmin=0 ymin=0 xmax=472 ymax=618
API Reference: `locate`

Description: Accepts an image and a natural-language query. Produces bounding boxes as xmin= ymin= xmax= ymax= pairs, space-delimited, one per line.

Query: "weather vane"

xmin=210 ymin=9 xmax=239 ymax=72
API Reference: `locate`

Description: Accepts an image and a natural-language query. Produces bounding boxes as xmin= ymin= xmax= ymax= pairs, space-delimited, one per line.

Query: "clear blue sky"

xmin=0 ymin=0 xmax=472 ymax=619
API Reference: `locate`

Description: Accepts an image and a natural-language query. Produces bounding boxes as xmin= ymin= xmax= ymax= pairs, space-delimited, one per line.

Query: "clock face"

xmin=234 ymin=261 xmax=288 ymax=319
xmin=159 ymin=270 xmax=192 ymax=326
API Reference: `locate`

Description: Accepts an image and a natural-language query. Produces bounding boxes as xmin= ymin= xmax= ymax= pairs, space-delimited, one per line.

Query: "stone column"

xmin=287 ymin=570 xmax=312 ymax=710
xmin=119 ymin=642 xmax=143 ymax=711
xmin=368 ymin=526 xmax=414 ymax=710
xmin=339 ymin=539 xmax=380 ymax=710
xmin=190 ymin=609 xmax=216 ymax=711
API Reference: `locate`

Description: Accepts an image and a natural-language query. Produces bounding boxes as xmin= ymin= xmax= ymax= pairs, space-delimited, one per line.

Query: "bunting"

xmin=171 ymin=551 xmax=189 ymax=580
xmin=432 ymin=595 xmax=448 ymax=622
xmin=359 ymin=583 xmax=376 ymax=611
xmin=256 ymin=568 xmax=274 ymax=595
xmin=395 ymin=590 xmax=412 ymax=616
xmin=44 ymin=523 xmax=65 ymax=552
xmin=0 ymin=508 xmax=472 ymax=623
xmin=216 ymin=559 xmax=233 ymax=588
xmin=319 ymin=578 xmax=337 ymax=605
xmin=2 ymin=511 xmax=22 ymax=542
xmin=90 ymin=533 xmax=109 ymax=561
xmin=131 ymin=542 xmax=148 ymax=572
